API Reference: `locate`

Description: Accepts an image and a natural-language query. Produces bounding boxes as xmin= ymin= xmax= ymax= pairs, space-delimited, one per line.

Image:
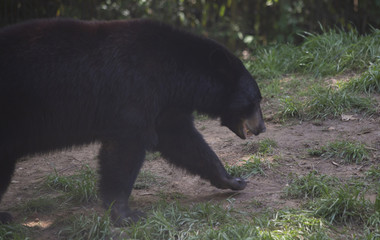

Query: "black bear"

xmin=0 ymin=18 xmax=266 ymax=225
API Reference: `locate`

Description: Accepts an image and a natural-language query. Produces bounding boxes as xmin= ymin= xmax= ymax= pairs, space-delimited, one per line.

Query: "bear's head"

xmin=220 ymin=71 xmax=266 ymax=139
xmin=208 ymin=48 xmax=266 ymax=139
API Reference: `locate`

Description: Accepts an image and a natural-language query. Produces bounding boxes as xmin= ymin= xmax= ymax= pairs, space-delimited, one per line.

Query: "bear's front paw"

xmin=212 ymin=177 xmax=247 ymax=190
xmin=227 ymin=177 xmax=247 ymax=190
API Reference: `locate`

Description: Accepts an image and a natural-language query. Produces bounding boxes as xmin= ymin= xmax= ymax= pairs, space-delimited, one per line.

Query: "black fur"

xmin=0 ymin=19 xmax=263 ymax=224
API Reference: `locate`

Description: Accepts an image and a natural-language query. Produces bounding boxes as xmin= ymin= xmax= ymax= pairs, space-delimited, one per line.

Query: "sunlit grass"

xmin=126 ymin=201 xmax=331 ymax=240
xmin=283 ymin=171 xmax=337 ymax=199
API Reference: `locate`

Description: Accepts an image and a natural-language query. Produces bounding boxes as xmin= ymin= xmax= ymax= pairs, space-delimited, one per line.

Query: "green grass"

xmin=278 ymin=86 xmax=375 ymax=120
xmin=279 ymin=96 xmax=303 ymax=119
xmin=247 ymin=28 xmax=379 ymax=121
xmin=244 ymin=138 xmax=278 ymax=155
xmin=247 ymin=28 xmax=380 ymax=79
xmin=304 ymin=86 xmax=375 ymax=119
xmin=145 ymin=151 xmax=161 ymax=161
xmin=343 ymin=58 xmax=380 ymax=94
xmin=246 ymin=44 xmax=301 ymax=80
xmin=225 ymin=155 xmax=266 ymax=178
xmin=260 ymin=210 xmax=330 ymax=240
xmin=58 ymin=209 xmax=116 ymax=240
xmin=308 ymin=140 xmax=370 ymax=164
xmin=18 ymin=197 xmax=57 ymax=214
xmin=45 ymin=165 xmax=98 ymax=203
xmin=127 ymin=201 xmax=237 ymax=239
xmin=375 ymin=187 xmax=380 ymax=214
xmin=283 ymin=171 xmax=337 ymax=199
xmin=193 ymin=111 xmax=209 ymax=121
xmin=365 ymin=165 xmax=380 ymax=181
xmin=126 ymin=201 xmax=331 ymax=240
xmin=258 ymin=138 xmax=278 ymax=155
xmin=0 ymin=224 xmax=30 ymax=240
xmin=311 ymin=184 xmax=374 ymax=224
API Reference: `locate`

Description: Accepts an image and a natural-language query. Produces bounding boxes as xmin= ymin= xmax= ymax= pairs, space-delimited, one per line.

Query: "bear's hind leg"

xmin=98 ymin=139 xmax=146 ymax=226
xmin=0 ymin=152 xmax=17 ymax=224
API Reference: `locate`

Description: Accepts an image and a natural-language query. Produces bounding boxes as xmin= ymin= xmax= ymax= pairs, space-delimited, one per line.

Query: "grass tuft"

xmin=365 ymin=166 xmax=380 ymax=181
xmin=247 ymin=28 xmax=380 ymax=79
xmin=58 ymin=210 xmax=115 ymax=240
xmin=145 ymin=151 xmax=161 ymax=161
xmin=283 ymin=171 xmax=337 ymax=199
xmin=344 ymin=58 xmax=380 ymax=94
xmin=304 ymin=86 xmax=375 ymax=119
xmin=128 ymin=202 xmax=236 ymax=239
xmin=258 ymin=138 xmax=278 ymax=155
xmin=45 ymin=165 xmax=98 ymax=203
xmin=277 ymin=85 xmax=375 ymax=120
xmin=279 ymin=96 xmax=303 ymax=119
xmin=263 ymin=210 xmax=329 ymax=239
xmin=225 ymin=155 xmax=266 ymax=178
xmin=308 ymin=140 xmax=369 ymax=164
xmin=311 ymin=184 xmax=373 ymax=224
xmin=127 ymin=201 xmax=330 ymax=240
xmin=0 ymin=224 xmax=29 ymax=240
xmin=18 ymin=197 xmax=57 ymax=214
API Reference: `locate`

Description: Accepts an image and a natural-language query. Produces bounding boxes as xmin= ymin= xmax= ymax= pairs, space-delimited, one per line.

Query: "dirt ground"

xmin=1 ymin=109 xmax=380 ymax=237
